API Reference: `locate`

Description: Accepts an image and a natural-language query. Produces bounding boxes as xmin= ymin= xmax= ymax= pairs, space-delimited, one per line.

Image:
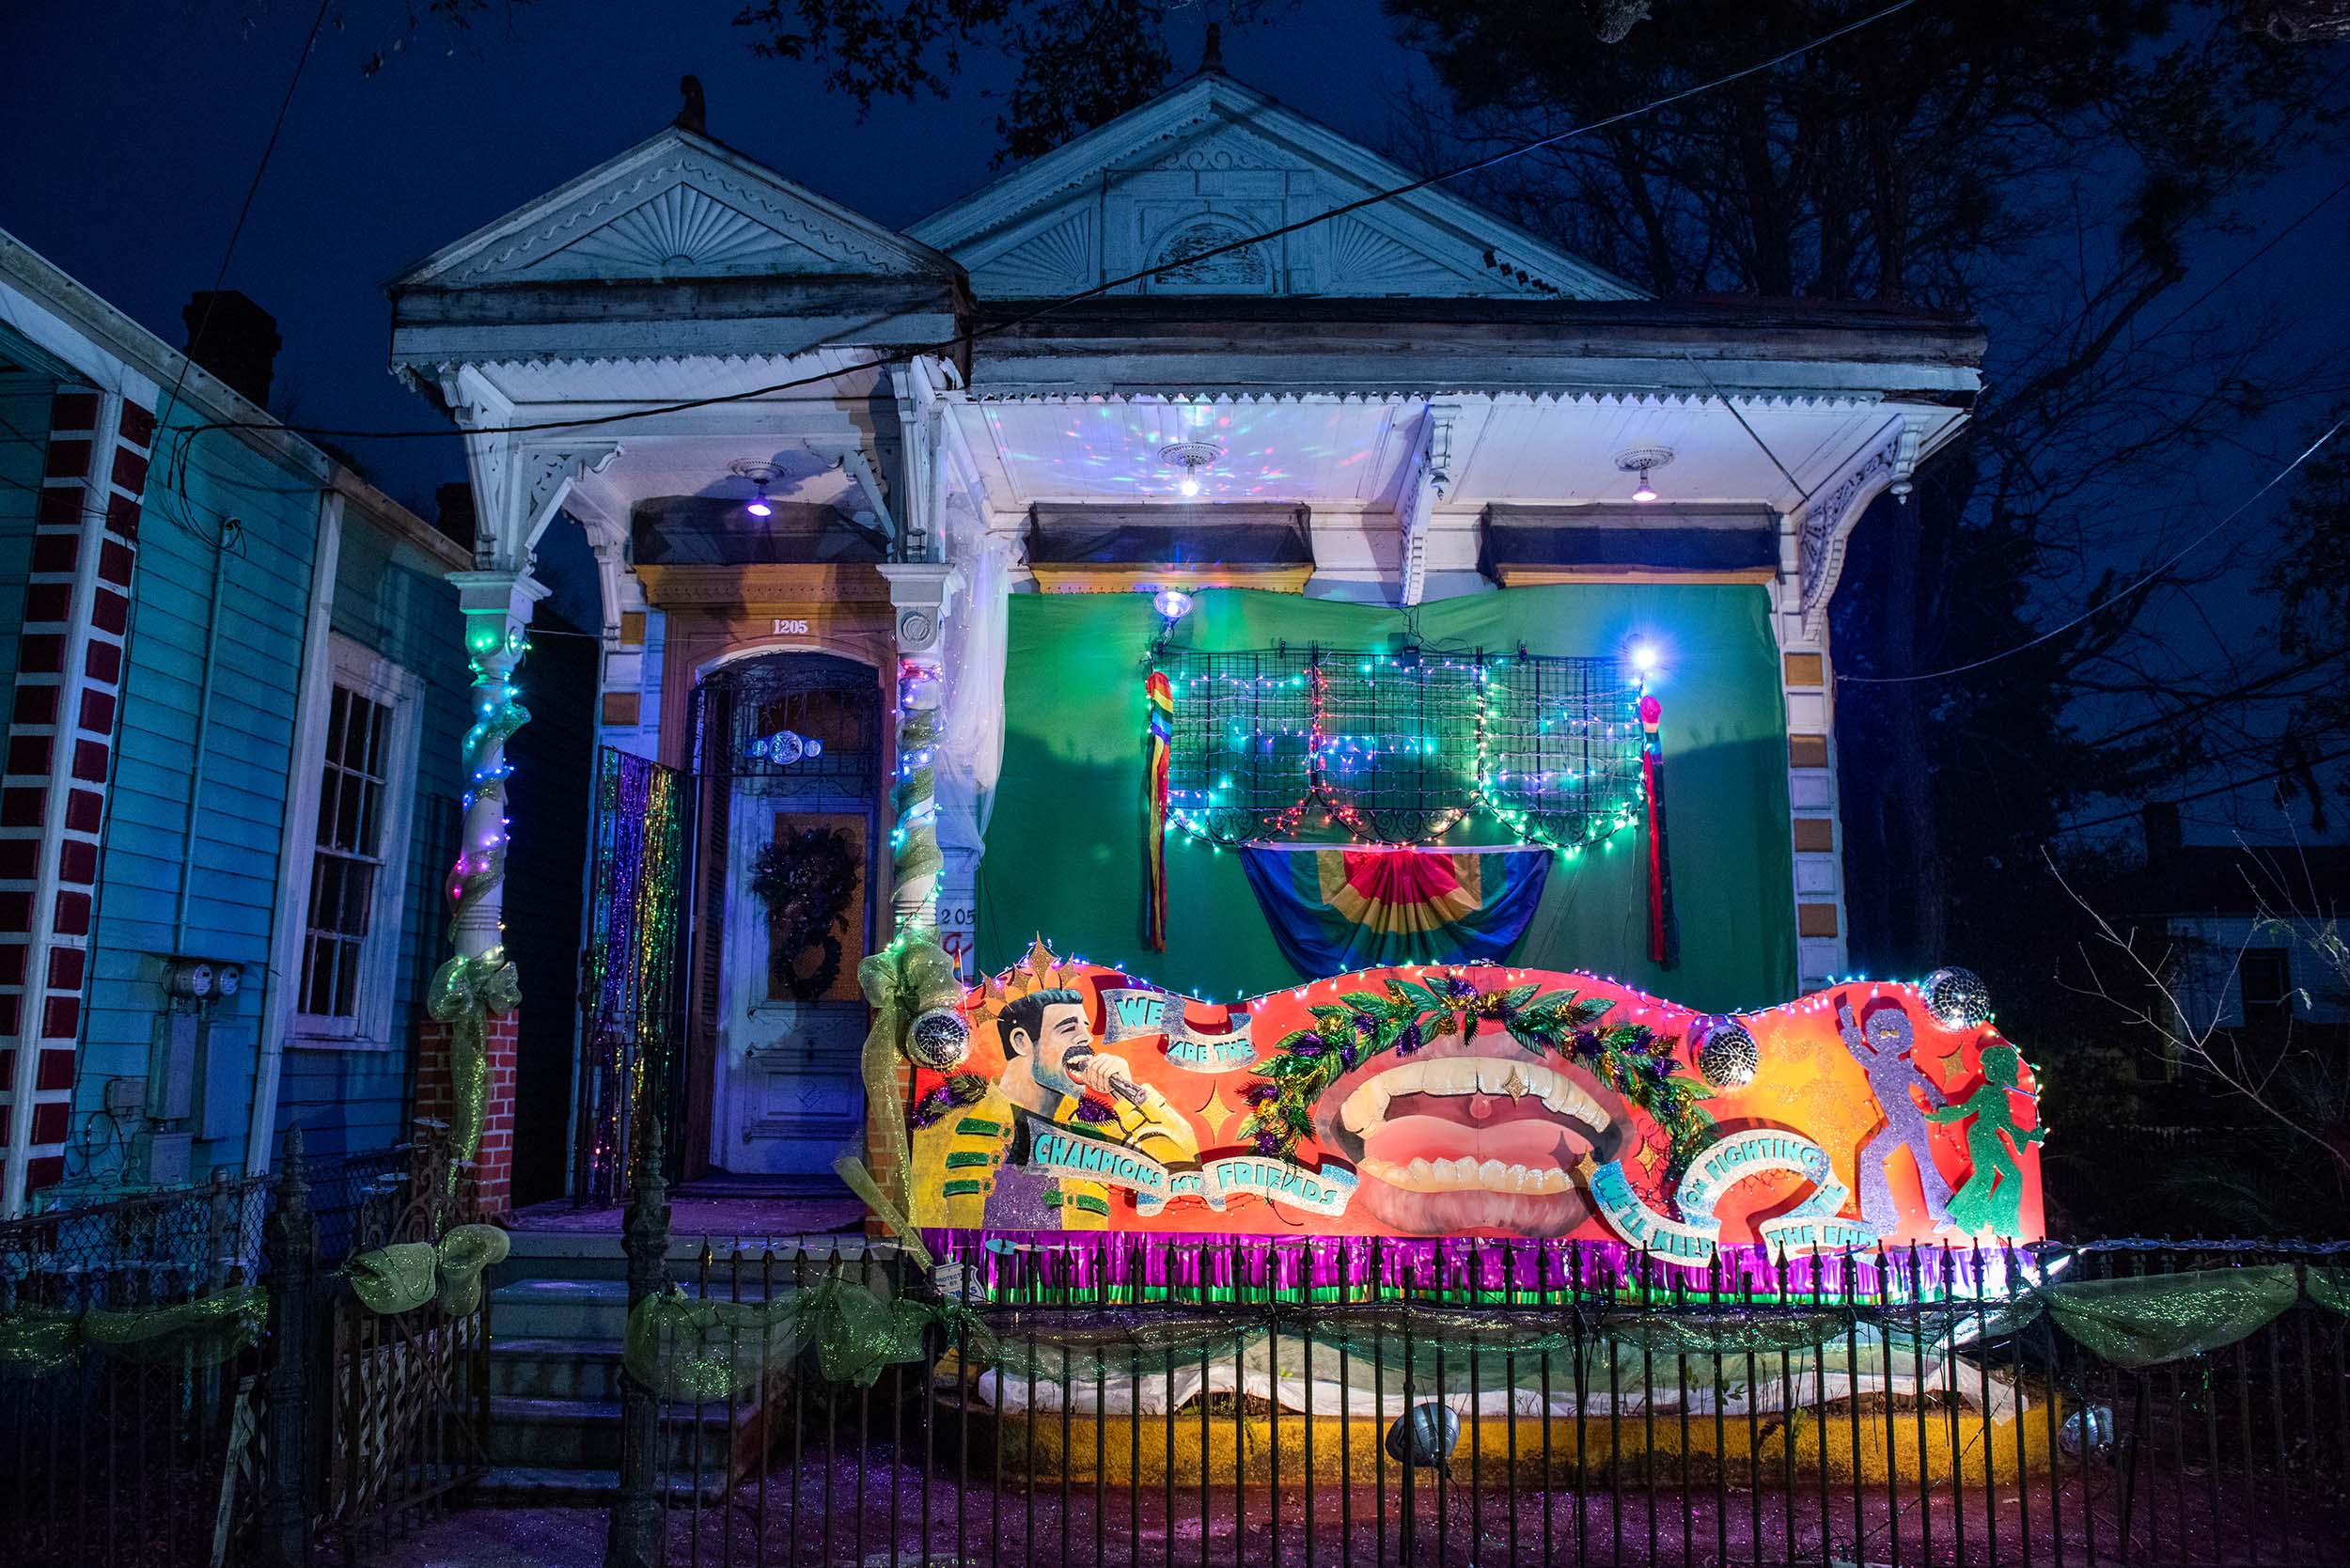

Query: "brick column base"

xmin=415 ymin=1010 xmax=519 ymax=1216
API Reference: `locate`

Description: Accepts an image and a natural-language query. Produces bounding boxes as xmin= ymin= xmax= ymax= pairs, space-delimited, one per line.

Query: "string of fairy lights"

xmin=1153 ymin=645 xmax=1649 ymax=853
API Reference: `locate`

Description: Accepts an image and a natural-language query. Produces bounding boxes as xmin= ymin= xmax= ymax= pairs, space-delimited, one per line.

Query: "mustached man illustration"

xmin=942 ymin=988 xmax=1199 ymax=1230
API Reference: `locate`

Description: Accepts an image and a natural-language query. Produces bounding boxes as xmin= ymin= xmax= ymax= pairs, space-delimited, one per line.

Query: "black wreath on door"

xmin=748 ymin=825 xmax=862 ymax=1000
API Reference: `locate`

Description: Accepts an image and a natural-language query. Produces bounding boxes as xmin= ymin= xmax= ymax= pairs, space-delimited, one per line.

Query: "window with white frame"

xmin=296 ymin=637 xmax=422 ymax=1044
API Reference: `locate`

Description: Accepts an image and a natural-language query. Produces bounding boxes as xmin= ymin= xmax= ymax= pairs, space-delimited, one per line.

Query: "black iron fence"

xmin=614 ymin=1223 xmax=2350 ymax=1568
xmin=0 ymin=1135 xmax=492 ymax=1568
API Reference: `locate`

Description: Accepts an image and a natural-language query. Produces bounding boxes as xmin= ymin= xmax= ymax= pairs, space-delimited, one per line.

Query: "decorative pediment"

xmin=393 ymin=127 xmax=958 ymax=290
xmin=911 ymin=74 xmax=1642 ymax=303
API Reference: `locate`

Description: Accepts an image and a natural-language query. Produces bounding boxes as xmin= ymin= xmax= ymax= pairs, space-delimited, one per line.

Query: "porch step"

xmin=490 ymin=1336 xmax=627 ymax=1403
xmin=485 ymin=1393 xmax=767 ymax=1473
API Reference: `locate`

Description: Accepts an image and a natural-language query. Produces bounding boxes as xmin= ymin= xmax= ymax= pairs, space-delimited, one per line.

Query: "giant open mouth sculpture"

xmin=1310 ymin=1027 xmax=1634 ymax=1236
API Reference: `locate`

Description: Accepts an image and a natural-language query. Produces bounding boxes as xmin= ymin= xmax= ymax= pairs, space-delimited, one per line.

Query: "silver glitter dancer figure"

xmin=1839 ymin=997 xmax=1955 ymax=1234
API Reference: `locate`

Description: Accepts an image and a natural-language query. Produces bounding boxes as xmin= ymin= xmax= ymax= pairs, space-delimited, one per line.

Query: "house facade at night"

xmin=387 ymin=68 xmax=1988 ymax=1220
xmin=0 ymin=229 xmax=473 ymax=1218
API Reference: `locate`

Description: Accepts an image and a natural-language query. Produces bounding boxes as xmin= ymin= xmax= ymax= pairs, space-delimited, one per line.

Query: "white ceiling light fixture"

xmin=1160 ymin=439 xmax=1225 ymax=498
xmin=1615 ymin=446 xmax=1675 ymax=504
xmin=730 ymin=459 xmax=784 ymax=518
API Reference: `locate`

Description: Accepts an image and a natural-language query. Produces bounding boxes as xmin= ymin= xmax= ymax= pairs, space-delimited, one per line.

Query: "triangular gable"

xmin=908 ymin=74 xmax=1643 ymax=303
xmin=393 ymin=125 xmax=959 ymax=290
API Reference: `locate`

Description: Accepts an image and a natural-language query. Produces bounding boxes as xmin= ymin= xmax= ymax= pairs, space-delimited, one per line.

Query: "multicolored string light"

xmin=1151 ymin=646 xmax=1646 ymax=853
xmin=888 ymin=658 xmax=945 ymax=936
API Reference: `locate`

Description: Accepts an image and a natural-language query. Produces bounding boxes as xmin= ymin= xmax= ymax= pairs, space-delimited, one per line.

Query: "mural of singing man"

xmin=982 ymin=988 xmax=1199 ymax=1228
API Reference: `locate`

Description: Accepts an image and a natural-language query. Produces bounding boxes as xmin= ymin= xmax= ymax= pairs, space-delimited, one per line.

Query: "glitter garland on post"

xmin=430 ymin=611 xmax=530 ymax=1177
xmin=1145 ymin=667 xmax=1173 ymax=950
xmin=889 ymin=659 xmax=946 ymax=937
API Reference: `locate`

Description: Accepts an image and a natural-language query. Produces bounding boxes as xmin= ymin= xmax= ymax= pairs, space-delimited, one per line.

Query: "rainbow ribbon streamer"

xmin=1145 ymin=668 xmax=1174 ymax=950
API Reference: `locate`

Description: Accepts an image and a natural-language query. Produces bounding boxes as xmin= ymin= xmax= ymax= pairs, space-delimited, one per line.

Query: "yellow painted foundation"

xmin=981 ymin=1401 xmax=2060 ymax=1488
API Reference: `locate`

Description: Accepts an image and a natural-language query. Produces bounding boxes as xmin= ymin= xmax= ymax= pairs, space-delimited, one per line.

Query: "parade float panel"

xmin=905 ymin=946 xmax=2043 ymax=1260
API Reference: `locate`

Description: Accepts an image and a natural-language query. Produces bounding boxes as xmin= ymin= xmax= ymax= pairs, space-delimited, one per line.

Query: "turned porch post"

xmin=879 ymin=568 xmax=954 ymax=938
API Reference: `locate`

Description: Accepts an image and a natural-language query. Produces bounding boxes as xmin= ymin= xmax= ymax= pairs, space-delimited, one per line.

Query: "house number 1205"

xmin=772 ymin=618 xmax=809 ymax=635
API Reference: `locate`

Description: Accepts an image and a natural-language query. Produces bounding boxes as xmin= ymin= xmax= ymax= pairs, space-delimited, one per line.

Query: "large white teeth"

xmin=1358 ymin=1156 xmax=1577 ymax=1195
xmin=1336 ymin=1057 xmax=1612 ymax=1142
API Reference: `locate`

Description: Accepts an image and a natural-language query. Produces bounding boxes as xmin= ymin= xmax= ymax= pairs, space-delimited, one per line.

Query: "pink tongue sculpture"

xmin=1362 ymin=1110 xmax=1593 ymax=1171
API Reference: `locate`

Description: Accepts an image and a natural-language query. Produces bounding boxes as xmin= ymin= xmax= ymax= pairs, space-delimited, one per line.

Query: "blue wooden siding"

xmin=76 ymin=416 xmax=321 ymax=1184
xmin=271 ymin=509 xmax=468 ymax=1162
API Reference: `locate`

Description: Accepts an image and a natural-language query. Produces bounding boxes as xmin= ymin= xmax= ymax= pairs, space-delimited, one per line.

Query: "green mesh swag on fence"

xmin=626 ymin=1259 xmax=2350 ymax=1403
xmin=0 ymin=1284 xmax=264 ymax=1379
xmin=2032 ymin=1264 xmax=2308 ymax=1369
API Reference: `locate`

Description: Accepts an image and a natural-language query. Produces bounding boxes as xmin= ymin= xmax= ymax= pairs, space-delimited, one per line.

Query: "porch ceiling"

xmin=954 ymin=393 xmax=1950 ymax=517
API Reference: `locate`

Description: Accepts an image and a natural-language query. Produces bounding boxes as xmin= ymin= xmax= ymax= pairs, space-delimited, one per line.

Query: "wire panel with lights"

xmin=1152 ymin=645 xmax=1647 ymax=851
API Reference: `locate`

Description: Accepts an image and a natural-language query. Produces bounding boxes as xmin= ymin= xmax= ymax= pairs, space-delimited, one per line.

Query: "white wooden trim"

xmin=288 ymin=634 xmax=425 ymax=1052
xmin=247 ymin=491 xmax=344 ymax=1170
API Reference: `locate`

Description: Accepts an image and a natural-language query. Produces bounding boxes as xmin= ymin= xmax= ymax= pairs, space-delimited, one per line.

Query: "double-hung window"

xmin=295 ymin=637 xmax=421 ymax=1046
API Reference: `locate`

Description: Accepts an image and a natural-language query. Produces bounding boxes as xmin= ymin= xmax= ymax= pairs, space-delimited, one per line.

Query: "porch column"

xmin=446 ymin=570 xmax=549 ymax=958
xmin=879 ymin=562 xmax=954 ymax=937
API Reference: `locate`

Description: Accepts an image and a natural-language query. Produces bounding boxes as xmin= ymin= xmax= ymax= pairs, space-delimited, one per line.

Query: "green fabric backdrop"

xmin=978 ymin=586 xmax=1795 ymax=1011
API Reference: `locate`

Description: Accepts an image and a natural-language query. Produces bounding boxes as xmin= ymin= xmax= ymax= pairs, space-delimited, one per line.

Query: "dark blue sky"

xmin=0 ymin=0 xmax=1424 ymax=510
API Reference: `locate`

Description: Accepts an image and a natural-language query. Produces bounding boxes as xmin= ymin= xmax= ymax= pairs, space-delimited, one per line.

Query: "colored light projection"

xmin=906 ymin=945 xmax=2044 ymax=1263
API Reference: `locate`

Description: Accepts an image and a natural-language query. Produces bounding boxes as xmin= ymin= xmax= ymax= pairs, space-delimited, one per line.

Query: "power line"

xmin=2138 ymin=168 xmax=2350 ymax=346
xmin=2055 ymin=742 xmax=2350 ymax=837
xmin=152 ymin=0 xmax=333 ymax=545
xmin=159 ymin=0 xmax=1925 ymax=464
xmin=1838 ymin=414 xmax=2346 ymax=686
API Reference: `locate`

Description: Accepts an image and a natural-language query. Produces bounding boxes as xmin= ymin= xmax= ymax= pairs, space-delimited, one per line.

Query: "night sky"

xmin=0 ymin=0 xmax=1422 ymax=510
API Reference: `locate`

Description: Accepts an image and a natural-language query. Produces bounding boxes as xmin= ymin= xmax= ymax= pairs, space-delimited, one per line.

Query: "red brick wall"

xmin=415 ymin=1009 xmax=519 ymax=1215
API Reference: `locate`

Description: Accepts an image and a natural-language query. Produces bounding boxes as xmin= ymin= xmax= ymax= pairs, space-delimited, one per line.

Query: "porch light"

xmin=1153 ymin=587 xmax=1195 ymax=621
xmin=730 ymin=458 xmax=784 ymax=518
xmin=1614 ymin=445 xmax=1674 ymax=505
xmin=1160 ymin=438 xmax=1224 ymax=498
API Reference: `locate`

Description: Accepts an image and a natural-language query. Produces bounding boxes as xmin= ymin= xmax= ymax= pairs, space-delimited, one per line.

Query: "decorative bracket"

xmin=817 ymin=445 xmax=900 ymax=550
xmin=1793 ymin=415 xmax=1930 ymax=641
xmin=1397 ymin=403 xmax=1459 ymax=607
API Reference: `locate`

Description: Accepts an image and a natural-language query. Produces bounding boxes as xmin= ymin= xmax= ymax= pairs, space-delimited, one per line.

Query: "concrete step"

xmin=491 ymin=1277 xmax=635 ymax=1341
xmin=474 ymin=1466 xmax=733 ymax=1505
xmin=494 ymin=1228 xmax=902 ymax=1284
xmin=490 ymin=1336 xmax=627 ymax=1403
xmin=485 ymin=1392 xmax=768 ymax=1474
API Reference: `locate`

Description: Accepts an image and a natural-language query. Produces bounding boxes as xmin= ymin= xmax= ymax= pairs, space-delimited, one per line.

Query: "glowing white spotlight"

xmin=1631 ymin=642 xmax=1659 ymax=672
xmin=1153 ymin=587 xmax=1195 ymax=621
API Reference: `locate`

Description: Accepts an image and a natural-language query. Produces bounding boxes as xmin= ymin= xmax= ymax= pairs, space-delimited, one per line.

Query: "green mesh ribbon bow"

xmin=625 ymin=1275 xmax=954 ymax=1401
xmin=837 ymin=935 xmax=964 ymax=1271
xmin=348 ymin=1223 xmax=512 ymax=1316
xmin=427 ymin=947 xmax=523 ymax=1182
xmin=2 ymin=1285 xmax=264 ymax=1379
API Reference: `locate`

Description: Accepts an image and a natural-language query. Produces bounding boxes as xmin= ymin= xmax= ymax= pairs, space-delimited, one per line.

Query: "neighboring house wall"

xmin=1 ymin=228 xmax=466 ymax=1212
xmin=74 ymin=410 xmax=324 ymax=1185
xmin=272 ymin=501 xmax=469 ymax=1162
xmin=2162 ymin=914 xmax=2350 ymax=1030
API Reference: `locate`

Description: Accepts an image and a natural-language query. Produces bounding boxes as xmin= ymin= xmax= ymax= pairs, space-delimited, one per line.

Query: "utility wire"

xmin=2055 ymin=742 xmax=2350 ymax=837
xmin=154 ymin=0 xmax=333 ymax=454
xmin=1838 ymin=415 xmax=2345 ymax=686
xmin=158 ymin=0 xmax=1925 ymax=463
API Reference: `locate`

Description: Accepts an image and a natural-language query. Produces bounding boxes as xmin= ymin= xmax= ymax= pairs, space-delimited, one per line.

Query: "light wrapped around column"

xmin=889 ymin=658 xmax=945 ymax=937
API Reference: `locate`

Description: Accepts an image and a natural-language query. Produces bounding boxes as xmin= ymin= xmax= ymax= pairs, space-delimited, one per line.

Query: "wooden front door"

xmin=691 ymin=654 xmax=881 ymax=1184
